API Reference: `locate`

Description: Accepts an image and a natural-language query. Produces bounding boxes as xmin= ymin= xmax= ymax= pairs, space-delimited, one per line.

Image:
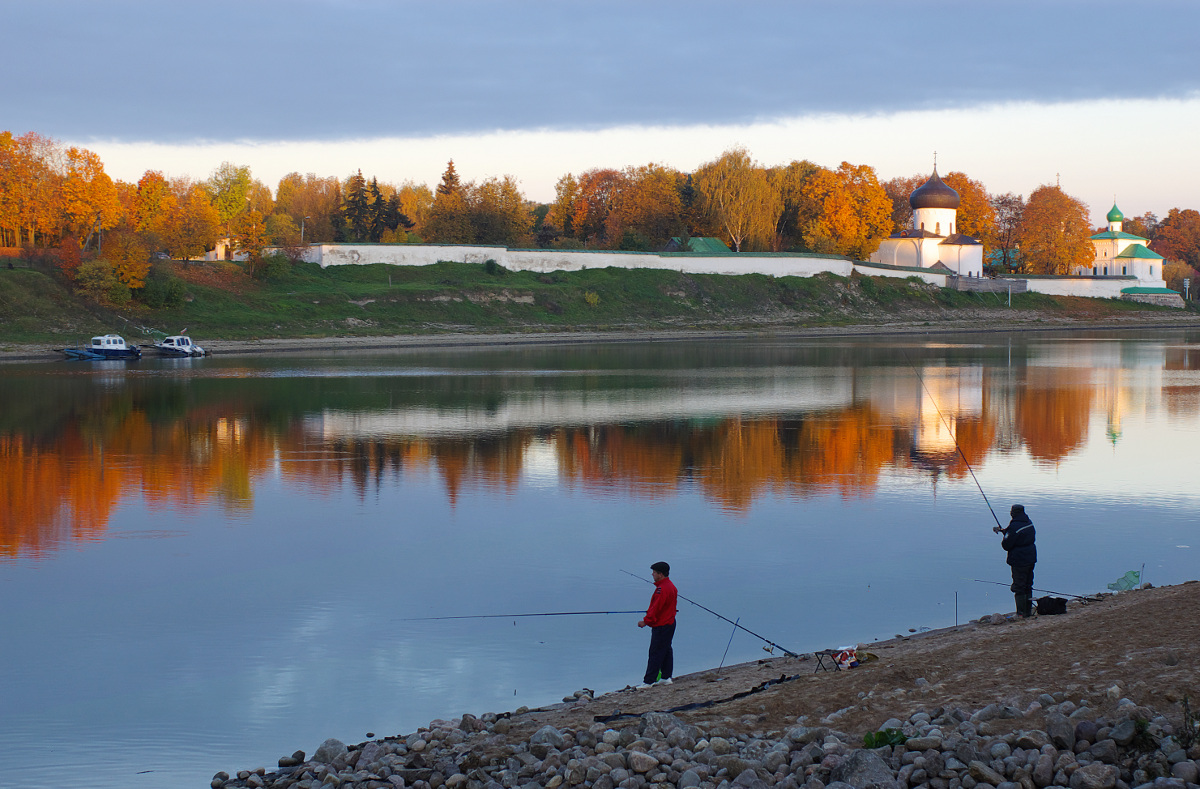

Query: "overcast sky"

xmin=5 ymin=0 xmax=1199 ymax=221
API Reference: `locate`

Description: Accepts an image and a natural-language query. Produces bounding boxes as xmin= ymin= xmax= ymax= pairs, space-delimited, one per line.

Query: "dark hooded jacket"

xmin=1001 ymin=511 xmax=1036 ymax=567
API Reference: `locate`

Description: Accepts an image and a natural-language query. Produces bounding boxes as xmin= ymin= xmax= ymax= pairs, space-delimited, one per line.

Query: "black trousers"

xmin=644 ymin=622 xmax=675 ymax=684
xmin=1010 ymin=564 xmax=1035 ymax=615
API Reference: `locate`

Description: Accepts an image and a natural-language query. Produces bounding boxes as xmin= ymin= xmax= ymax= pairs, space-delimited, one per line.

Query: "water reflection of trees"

xmin=5 ymin=358 xmax=1189 ymax=556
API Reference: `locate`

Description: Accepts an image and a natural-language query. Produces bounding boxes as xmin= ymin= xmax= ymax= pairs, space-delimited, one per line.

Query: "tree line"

xmin=3 ymin=130 xmax=1200 ymax=304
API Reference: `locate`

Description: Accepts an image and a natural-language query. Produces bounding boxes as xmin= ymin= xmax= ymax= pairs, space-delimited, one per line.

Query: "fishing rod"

xmin=621 ymin=569 xmax=800 ymax=657
xmin=901 ymin=349 xmax=1004 ymax=530
xmin=967 ymin=578 xmax=1094 ymax=601
xmin=403 ymin=610 xmax=643 ymax=622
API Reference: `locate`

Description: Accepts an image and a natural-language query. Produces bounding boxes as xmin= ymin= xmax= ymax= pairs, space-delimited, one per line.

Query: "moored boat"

xmin=59 ymin=334 xmax=142 ymax=360
xmin=153 ymin=335 xmax=206 ymax=357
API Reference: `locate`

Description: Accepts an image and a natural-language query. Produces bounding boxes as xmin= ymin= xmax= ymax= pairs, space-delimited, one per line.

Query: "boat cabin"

xmin=90 ymin=335 xmax=130 ymax=350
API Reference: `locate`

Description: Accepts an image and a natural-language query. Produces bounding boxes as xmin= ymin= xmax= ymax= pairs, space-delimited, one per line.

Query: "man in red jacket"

xmin=637 ymin=561 xmax=678 ymax=687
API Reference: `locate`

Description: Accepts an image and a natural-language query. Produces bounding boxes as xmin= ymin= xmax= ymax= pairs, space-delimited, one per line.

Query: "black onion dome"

xmin=909 ymin=169 xmax=960 ymax=210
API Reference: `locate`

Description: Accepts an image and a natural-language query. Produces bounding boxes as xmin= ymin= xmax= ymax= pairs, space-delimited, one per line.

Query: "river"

xmin=1 ymin=330 xmax=1197 ymax=788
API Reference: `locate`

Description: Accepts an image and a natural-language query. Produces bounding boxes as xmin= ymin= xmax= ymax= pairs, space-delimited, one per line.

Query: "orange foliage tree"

xmin=1018 ymin=185 xmax=1093 ymax=275
xmin=798 ymin=162 xmax=892 ymax=259
xmin=942 ymin=171 xmax=996 ymax=243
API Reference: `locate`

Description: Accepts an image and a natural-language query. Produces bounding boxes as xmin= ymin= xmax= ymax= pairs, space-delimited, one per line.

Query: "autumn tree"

xmin=769 ymin=160 xmax=821 ymax=251
xmin=604 ymin=163 xmax=685 ymax=250
xmin=1 ymin=132 xmax=62 ymax=247
xmin=274 ymin=172 xmax=341 ymax=243
xmin=941 ymin=172 xmax=996 ymax=243
xmin=1122 ymin=211 xmax=1159 ymax=241
xmin=571 ymin=168 xmax=629 ymax=246
xmin=883 ymin=174 xmax=927 ymax=234
xmin=796 ymin=162 xmax=892 ymax=259
xmin=132 ymin=170 xmax=177 ymax=242
xmin=205 ymin=161 xmax=253 ymax=237
xmin=394 ymin=182 xmax=433 ymax=240
xmin=233 ymin=210 xmax=269 ymax=272
xmin=469 ymin=176 xmax=533 ymax=247
xmin=161 ymin=186 xmax=221 ymax=261
xmin=102 ymin=229 xmax=151 ymax=288
xmin=548 ymin=173 xmax=580 ymax=240
xmin=60 ymin=146 xmax=121 ymax=247
xmin=693 ymin=147 xmax=777 ymax=252
xmin=265 ymin=213 xmax=301 ymax=246
xmin=1155 ymin=208 xmax=1200 ymax=269
xmin=1017 ymin=185 xmax=1092 ymax=275
xmin=425 ymin=160 xmax=473 ymax=243
xmin=989 ymin=192 xmax=1024 ymax=272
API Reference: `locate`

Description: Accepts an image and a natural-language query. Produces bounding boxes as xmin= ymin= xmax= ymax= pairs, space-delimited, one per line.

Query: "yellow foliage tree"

xmin=605 ymin=163 xmax=685 ymax=249
xmin=102 ymin=229 xmax=151 ymax=288
xmin=693 ymin=147 xmax=776 ymax=252
xmin=161 ymin=186 xmax=221 ymax=261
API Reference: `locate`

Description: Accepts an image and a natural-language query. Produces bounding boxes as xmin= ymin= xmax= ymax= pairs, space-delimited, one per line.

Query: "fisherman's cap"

xmin=650 ymin=561 xmax=670 ymax=576
xmin=1010 ymin=504 xmax=1025 ymax=515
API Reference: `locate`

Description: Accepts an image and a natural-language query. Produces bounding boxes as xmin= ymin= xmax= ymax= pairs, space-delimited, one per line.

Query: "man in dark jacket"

xmin=995 ymin=504 xmax=1037 ymax=617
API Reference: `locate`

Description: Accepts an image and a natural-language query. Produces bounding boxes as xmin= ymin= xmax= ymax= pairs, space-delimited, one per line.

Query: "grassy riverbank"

xmin=1 ymin=259 xmax=1197 ymax=348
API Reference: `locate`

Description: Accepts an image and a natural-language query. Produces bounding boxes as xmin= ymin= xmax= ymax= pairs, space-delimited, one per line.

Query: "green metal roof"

xmin=1107 ymin=203 xmax=1124 ymax=223
xmin=1115 ymin=244 xmax=1164 ymax=260
xmin=1121 ymin=286 xmax=1179 ymax=295
xmin=1090 ymin=230 xmax=1147 ymax=241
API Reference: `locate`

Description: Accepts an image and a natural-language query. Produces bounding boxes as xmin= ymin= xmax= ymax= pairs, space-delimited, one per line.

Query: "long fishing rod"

xmin=967 ymin=578 xmax=1093 ymax=601
xmin=901 ymin=349 xmax=1004 ymax=530
xmin=621 ymin=569 xmax=800 ymax=657
xmin=403 ymin=610 xmax=643 ymax=622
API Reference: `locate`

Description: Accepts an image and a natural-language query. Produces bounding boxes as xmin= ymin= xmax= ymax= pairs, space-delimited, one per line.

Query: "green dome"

xmin=1107 ymin=203 xmax=1124 ymax=223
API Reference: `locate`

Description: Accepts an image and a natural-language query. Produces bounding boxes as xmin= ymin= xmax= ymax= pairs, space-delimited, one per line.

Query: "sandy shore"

xmin=6 ymin=314 xmax=1200 ymax=362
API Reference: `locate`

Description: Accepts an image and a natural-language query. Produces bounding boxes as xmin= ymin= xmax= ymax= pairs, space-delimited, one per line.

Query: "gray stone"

xmin=830 ymin=748 xmax=895 ymax=789
xmin=1047 ymin=714 xmax=1077 ymax=751
xmin=314 ymin=738 xmax=349 ymax=764
xmin=1169 ymin=762 xmax=1197 ymax=783
xmin=211 ymin=772 xmax=230 ymax=789
xmin=734 ymin=768 xmax=769 ymax=789
xmin=1033 ymin=755 xmax=1054 ymax=788
xmin=1017 ymin=732 xmax=1050 ymax=751
xmin=532 ymin=725 xmax=567 ymax=750
xmin=1109 ymin=721 xmax=1137 ymax=747
xmin=1069 ymin=763 xmax=1119 ymax=789
xmin=789 ymin=727 xmax=833 ymax=745
xmin=969 ymin=760 xmax=1007 ymax=786
xmin=1075 ymin=721 xmax=1100 ymax=745
xmin=1089 ymin=741 xmax=1118 ymax=764
xmin=908 ymin=737 xmax=944 ymax=751
xmin=629 ymin=752 xmax=660 ymax=774
xmin=711 ymin=737 xmax=736 ymax=755
xmin=680 ymin=769 xmax=703 ymax=788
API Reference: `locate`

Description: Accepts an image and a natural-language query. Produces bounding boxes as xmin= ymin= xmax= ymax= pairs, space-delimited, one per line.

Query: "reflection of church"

xmin=906 ymin=367 xmax=985 ymax=481
xmin=869 ymin=169 xmax=985 ymax=277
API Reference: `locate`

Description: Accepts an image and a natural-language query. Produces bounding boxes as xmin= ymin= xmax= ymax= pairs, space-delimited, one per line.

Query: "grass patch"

xmin=0 ymin=259 xmax=1193 ymax=345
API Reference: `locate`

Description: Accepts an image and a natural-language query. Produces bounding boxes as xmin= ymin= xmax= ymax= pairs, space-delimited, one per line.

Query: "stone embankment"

xmin=213 ymin=693 xmax=1200 ymax=789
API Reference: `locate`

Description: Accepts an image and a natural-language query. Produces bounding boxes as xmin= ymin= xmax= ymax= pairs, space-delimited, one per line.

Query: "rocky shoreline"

xmin=211 ymin=689 xmax=1200 ymax=789
xmin=212 ymin=583 xmax=1200 ymax=789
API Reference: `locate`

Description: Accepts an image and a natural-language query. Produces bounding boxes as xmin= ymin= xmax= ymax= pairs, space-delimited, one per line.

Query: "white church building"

xmin=869 ymin=168 xmax=985 ymax=277
xmin=1073 ymin=203 xmax=1164 ymax=284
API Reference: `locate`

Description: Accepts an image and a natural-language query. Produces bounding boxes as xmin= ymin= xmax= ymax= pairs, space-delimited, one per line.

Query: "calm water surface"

xmin=2 ymin=332 xmax=1198 ymax=788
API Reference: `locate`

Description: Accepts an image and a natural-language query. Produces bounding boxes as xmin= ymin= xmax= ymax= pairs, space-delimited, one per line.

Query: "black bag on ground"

xmin=1036 ymin=596 xmax=1067 ymax=615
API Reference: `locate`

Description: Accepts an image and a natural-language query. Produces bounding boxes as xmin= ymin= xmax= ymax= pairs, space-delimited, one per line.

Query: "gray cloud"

xmin=4 ymin=0 xmax=1198 ymax=143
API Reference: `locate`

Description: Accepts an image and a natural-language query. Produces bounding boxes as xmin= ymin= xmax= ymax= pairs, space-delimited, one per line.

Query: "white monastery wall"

xmin=1024 ymin=277 xmax=1131 ymax=298
xmin=301 ymin=244 xmax=859 ymax=279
